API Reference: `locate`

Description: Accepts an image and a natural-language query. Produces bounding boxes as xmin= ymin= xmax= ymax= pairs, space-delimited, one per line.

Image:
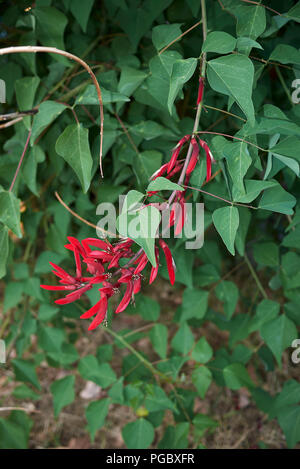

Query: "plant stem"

xmin=0 ymin=46 xmax=104 ymax=177
xmin=244 ymin=253 xmax=268 ymax=299
xmin=275 ymin=65 xmax=293 ymax=104
xmin=168 ymin=0 xmax=207 ymax=207
xmin=9 ymin=129 xmax=31 ymax=192
xmin=104 ymin=327 xmax=171 ymax=382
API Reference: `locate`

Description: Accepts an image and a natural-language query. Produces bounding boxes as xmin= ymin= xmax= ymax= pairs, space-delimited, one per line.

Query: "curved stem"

xmin=0 ymin=46 xmax=104 ymax=178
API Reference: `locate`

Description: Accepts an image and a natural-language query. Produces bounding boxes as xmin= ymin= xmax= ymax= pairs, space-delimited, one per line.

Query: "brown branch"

xmin=0 ymin=46 xmax=104 ymax=178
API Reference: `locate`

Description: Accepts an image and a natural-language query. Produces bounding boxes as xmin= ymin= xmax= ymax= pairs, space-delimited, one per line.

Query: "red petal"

xmin=40 ymin=284 xmax=76 ymax=291
xmin=82 ymin=237 xmax=112 ymax=251
xmin=149 ymin=248 xmax=159 ymax=285
xmin=159 ymin=239 xmax=175 ymax=285
xmin=134 ymin=253 xmax=148 ymax=274
xmin=115 ymin=282 xmax=133 ymax=314
xmin=186 ymin=138 xmax=199 ymax=175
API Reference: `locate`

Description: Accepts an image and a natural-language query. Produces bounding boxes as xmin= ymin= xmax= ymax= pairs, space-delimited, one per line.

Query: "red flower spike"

xmin=73 ymin=248 xmax=82 ymax=279
xmin=159 ymin=239 xmax=176 ymax=285
xmin=197 ymin=77 xmax=204 ymax=105
xmin=115 ymin=281 xmax=133 ymax=314
xmin=88 ymin=294 xmax=108 ymax=330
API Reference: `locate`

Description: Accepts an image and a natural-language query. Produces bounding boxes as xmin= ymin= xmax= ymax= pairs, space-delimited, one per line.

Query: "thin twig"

xmin=9 ymin=129 xmax=31 ymax=192
xmin=114 ymin=112 xmax=140 ymax=155
xmin=244 ymin=252 xmax=268 ymax=299
xmin=159 ymin=20 xmax=202 ymax=55
xmin=183 ymin=184 xmax=258 ymax=209
xmin=54 ymin=191 xmax=117 ymax=239
xmin=0 ymin=46 xmax=104 ymax=178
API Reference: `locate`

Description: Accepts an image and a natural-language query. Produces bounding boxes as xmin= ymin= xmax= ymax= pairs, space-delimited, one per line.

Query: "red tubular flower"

xmin=159 ymin=239 xmax=176 ymax=285
xmin=133 ymin=276 xmax=142 ymax=294
xmin=55 ymin=283 xmax=92 ymax=305
xmin=40 ymin=284 xmax=76 ymax=291
xmin=115 ymin=281 xmax=133 ymax=314
xmin=197 ymin=77 xmax=204 ymax=105
xmin=149 ymin=247 xmax=159 ymax=285
xmin=174 ymin=195 xmax=186 ymax=236
xmin=198 ymin=139 xmax=215 ymax=182
xmin=186 ymin=138 xmax=199 ymax=175
xmin=49 ymin=262 xmax=76 ymax=284
xmin=134 ymin=253 xmax=148 ymax=274
xmin=150 ymin=162 xmax=169 ymax=181
xmin=80 ymin=292 xmax=108 ymax=331
xmin=81 ymin=237 xmax=112 ymax=252
xmin=167 ymin=135 xmax=190 ymax=174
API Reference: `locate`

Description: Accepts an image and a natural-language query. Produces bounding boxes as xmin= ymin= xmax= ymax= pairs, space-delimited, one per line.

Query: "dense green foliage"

xmin=0 ymin=0 xmax=300 ymax=449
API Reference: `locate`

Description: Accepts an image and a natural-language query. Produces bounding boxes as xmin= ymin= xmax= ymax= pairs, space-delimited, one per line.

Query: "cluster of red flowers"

xmin=40 ymin=236 xmax=176 ymax=331
xmin=41 ymin=77 xmax=214 ymax=330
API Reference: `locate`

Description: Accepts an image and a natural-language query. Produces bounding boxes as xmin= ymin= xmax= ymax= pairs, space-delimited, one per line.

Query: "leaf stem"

xmin=244 ymin=253 xmax=268 ymax=299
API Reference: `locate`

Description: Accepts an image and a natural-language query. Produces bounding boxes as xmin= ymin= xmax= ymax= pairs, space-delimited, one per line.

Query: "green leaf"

xmin=15 ymin=77 xmax=40 ymax=129
xmin=171 ymin=322 xmax=194 ymax=355
xmin=249 ymin=299 xmax=280 ymax=333
xmin=117 ymin=205 xmax=161 ymax=267
xmin=168 ymin=58 xmax=197 ymax=114
xmin=118 ymin=66 xmax=147 ymax=97
xmin=13 ymin=384 xmax=40 ymax=401
xmin=34 ymin=6 xmax=68 ymax=50
xmin=212 ymin=206 xmax=239 ymax=255
xmin=202 ymin=31 xmax=236 ymax=54
xmin=147 ymin=177 xmax=183 ymax=193
xmin=122 ymin=418 xmax=155 ymax=449
xmin=278 ymin=406 xmax=300 ymax=448
xmin=260 ymin=315 xmax=298 ymax=367
xmin=223 ymin=141 xmax=252 ymax=194
xmin=253 ymin=242 xmax=279 ymax=267
xmin=0 ymin=225 xmax=9 ymax=278
xmin=145 ymin=385 xmax=177 ymax=413
xmin=133 ymin=150 xmax=162 ymax=186
xmin=286 ymin=2 xmax=300 ymax=23
xmin=191 ymin=337 xmax=213 ymax=364
xmin=270 ymin=44 xmax=300 ymax=65
xmin=75 ymin=84 xmax=130 ymax=106
xmin=259 ymin=185 xmax=296 ymax=215
xmin=207 ymin=54 xmax=255 ymax=125
xmin=55 ymin=124 xmax=93 ymax=193
xmin=215 ymin=281 xmax=239 ymax=318
xmin=0 ymin=191 xmax=22 ymax=237
xmin=31 ymin=101 xmax=66 ymax=143
xmin=149 ymin=324 xmax=168 ymax=359
xmin=158 ymin=422 xmax=189 ymax=449
xmin=121 ymin=190 xmax=144 ymax=213
xmin=50 ymin=375 xmax=75 ymax=418
xmin=12 ymin=359 xmax=41 ymax=390
xmin=152 ymin=23 xmax=182 ymax=50
xmin=0 ymin=411 xmax=32 ymax=449
xmin=70 ymin=0 xmax=95 ymax=32
xmin=192 ymin=366 xmax=212 ymax=398
xmin=85 ymin=398 xmax=110 ymax=442
xmin=223 ymin=363 xmax=254 ymax=390
xmin=37 ymin=326 xmax=65 ymax=354
xmin=233 ymin=179 xmax=277 ymax=203
xmin=116 ymin=0 xmax=172 ymax=49
xmin=78 ymin=356 xmax=117 ymax=388
xmin=181 ymin=288 xmax=209 ymax=321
